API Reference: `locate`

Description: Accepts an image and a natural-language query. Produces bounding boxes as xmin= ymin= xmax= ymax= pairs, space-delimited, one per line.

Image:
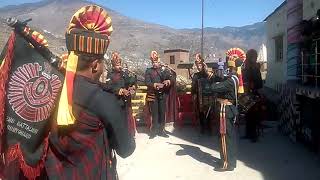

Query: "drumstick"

xmin=206 ymin=105 xmax=212 ymax=119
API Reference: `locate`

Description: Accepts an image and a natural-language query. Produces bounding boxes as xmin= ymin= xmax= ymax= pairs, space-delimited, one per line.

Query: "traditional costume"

xmin=243 ymin=49 xmax=263 ymax=142
xmin=191 ymin=53 xmax=212 ymax=133
xmin=204 ymin=47 xmax=245 ymax=171
xmin=44 ymin=5 xmax=135 ymax=179
xmin=144 ymin=51 xmax=174 ymax=138
xmin=106 ymin=52 xmax=137 ymax=136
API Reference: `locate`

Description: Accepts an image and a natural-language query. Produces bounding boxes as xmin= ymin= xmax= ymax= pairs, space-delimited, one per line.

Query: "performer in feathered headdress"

xmin=202 ymin=47 xmax=246 ymax=172
xmin=191 ymin=53 xmax=212 ymax=134
xmin=45 ymin=5 xmax=135 ymax=179
xmin=144 ymin=50 xmax=174 ymax=139
xmin=106 ymin=51 xmax=137 ymax=136
xmin=226 ymin=47 xmax=246 ymax=94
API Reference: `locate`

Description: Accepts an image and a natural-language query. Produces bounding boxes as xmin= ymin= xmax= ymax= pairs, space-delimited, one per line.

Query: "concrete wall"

xmin=303 ymin=0 xmax=320 ymax=20
xmin=163 ymin=51 xmax=190 ymax=78
xmin=265 ymin=4 xmax=288 ymax=89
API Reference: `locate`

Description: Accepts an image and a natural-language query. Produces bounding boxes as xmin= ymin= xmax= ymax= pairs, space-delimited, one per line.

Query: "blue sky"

xmin=0 ymin=0 xmax=284 ymax=28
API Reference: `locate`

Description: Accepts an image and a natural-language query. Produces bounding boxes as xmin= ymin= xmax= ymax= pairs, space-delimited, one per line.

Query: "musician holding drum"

xmin=243 ymin=49 xmax=263 ymax=142
xmin=106 ymin=52 xmax=137 ymax=136
xmin=145 ymin=51 xmax=173 ymax=139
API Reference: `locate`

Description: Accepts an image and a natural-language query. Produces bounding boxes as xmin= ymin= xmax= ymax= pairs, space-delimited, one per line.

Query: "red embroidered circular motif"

xmin=7 ymin=63 xmax=62 ymax=122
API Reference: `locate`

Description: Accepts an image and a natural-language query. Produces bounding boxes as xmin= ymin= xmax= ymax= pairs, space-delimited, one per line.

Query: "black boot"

xmin=149 ymin=131 xmax=157 ymax=139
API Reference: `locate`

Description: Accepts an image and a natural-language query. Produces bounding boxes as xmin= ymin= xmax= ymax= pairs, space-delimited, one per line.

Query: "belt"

xmin=217 ymin=98 xmax=233 ymax=105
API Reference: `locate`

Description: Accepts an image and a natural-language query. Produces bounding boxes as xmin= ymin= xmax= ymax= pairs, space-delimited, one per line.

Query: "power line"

xmin=201 ymin=0 xmax=204 ymax=59
xmin=201 ymin=0 xmax=215 ymax=58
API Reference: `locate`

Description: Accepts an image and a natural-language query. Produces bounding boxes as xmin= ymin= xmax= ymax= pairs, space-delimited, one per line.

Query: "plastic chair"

xmin=176 ymin=94 xmax=197 ymax=128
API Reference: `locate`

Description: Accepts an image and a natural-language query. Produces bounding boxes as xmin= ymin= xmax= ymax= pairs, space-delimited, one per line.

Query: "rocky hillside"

xmin=0 ymin=0 xmax=266 ymax=72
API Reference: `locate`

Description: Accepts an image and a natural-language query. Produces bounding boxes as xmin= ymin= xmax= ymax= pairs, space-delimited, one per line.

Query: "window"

xmin=301 ymin=38 xmax=320 ymax=87
xmin=170 ymin=55 xmax=175 ymax=64
xmin=274 ymin=35 xmax=283 ymax=62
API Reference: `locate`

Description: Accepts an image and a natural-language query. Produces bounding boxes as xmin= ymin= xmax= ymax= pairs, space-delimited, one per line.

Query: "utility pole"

xmin=201 ymin=0 xmax=204 ymax=59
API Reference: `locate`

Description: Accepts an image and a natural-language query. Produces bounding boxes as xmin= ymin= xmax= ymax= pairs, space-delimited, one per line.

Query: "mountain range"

xmin=0 ymin=0 xmax=266 ymax=71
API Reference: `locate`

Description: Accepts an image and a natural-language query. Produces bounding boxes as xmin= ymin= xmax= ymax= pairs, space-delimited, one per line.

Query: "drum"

xmin=238 ymin=93 xmax=260 ymax=114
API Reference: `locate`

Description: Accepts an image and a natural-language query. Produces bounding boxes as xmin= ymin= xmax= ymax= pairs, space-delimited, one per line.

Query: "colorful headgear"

xmin=195 ymin=53 xmax=203 ymax=64
xmin=150 ymin=50 xmax=160 ymax=62
xmin=111 ymin=52 xmax=122 ymax=66
xmin=57 ymin=5 xmax=113 ymax=126
xmin=226 ymin=48 xmax=246 ymax=94
xmin=226 ymin=48 xmax=246 ymax=68
xmin=65 ymin=5 xmax=113 ymax=55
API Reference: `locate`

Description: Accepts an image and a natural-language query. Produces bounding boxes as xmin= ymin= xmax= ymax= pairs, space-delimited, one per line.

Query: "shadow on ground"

xmin=167 ymin=142 xmax=220 ymax=168
xmin=159 ymin=122 xmax=320 ymax=180
xmin=136 ymin=125 xmax=150 ymax=135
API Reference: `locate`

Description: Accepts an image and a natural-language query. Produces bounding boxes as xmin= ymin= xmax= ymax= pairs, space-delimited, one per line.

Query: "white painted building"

xmin=303 ymin=0 xmax=320 ymax=20
xmin=264 ymin=0 xmax=320 ymax=89
xmin=264 ymin=0 xmax=320 ymax=152
xmin=264 ymin=2 xmax=288 ymax=89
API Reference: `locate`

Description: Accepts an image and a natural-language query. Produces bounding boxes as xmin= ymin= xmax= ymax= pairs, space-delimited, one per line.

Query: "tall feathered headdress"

xmin=56 ymin=5 xmax=113 ymax=126
xmin=226 ymin=48 xmax=246 ymax=94
xmin=150 ymin=50 xmax=160 ymax=62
